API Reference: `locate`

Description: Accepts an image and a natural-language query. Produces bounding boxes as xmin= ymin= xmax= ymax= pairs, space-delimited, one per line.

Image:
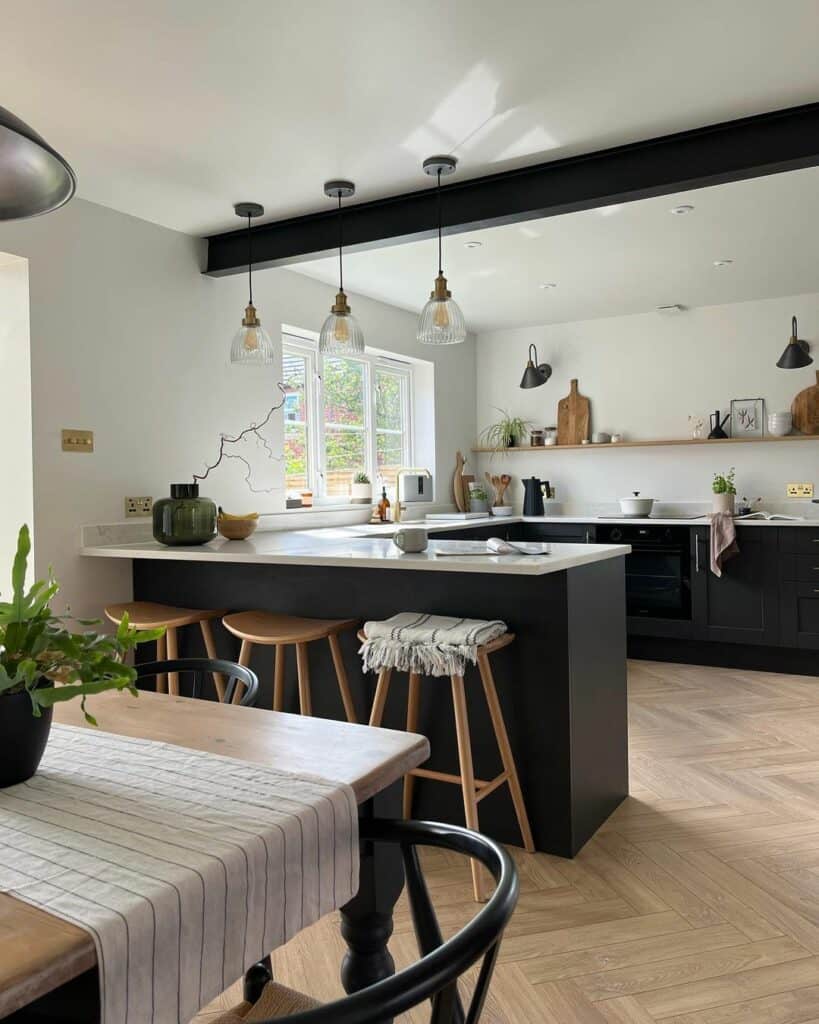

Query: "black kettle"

xmin=523 ymin=477 xmax=545 ymax=517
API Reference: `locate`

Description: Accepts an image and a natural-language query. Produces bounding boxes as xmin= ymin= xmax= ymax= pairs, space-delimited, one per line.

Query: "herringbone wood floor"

xmin=195 ymin=659 xmax=819 ymax=1023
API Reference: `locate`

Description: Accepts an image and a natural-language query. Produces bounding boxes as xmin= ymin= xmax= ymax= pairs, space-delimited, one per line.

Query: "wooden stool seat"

xmin=223 ymin=611 xmax=359 ymax=721
xmin=105 ymin=601 xmax=227 ymax=698
xmin=223 ymin=610 xmax=358 ymax=645
xmin=362 ymin=627 xmax=533 ymax=900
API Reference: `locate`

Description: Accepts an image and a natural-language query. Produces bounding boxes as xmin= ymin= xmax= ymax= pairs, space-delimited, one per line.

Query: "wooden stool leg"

xmin=233 ymin=639 xmax=253 ymax=704
xmin=199 ymin=619 xmax=226 ymax=702
xmin=296 ymin=643 xmax=313 ymax=716
xmin=328 ymin=633 xmax=357 ymax=723
xmin=403 ymin=672 xmax=421 ymax=818
xmin=155 ymin=632 xmax=168 ymax=694
xmin=368 ymin=669 xmax=392 ymax=727
xmin=451 ymin=674 xmax=486 ymax=901
xmin=166 ymin=627 xmax=179 ymax=695
xmin=273 ymin=644 xmax=285 ymax=712
xmin=478 ymin=651 xmax=535 ymax=853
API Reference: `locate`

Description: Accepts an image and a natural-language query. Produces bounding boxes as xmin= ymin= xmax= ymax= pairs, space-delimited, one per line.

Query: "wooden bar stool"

xmin=104 ymin=601 xmax=227 ymax=698
xmin=222 ymin=611 xmax=359 ymax=721
xmin=362 ymin=628 xmax=534 ymax=900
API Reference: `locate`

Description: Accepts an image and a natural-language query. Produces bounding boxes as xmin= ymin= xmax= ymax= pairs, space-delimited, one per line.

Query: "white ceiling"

xmin=3 ymin=0 xmax=819 ymax=236
xmin=292 ymin=167 xmax=819 ymax=329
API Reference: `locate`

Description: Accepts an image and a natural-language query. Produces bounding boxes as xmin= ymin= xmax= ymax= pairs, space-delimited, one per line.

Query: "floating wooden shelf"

xmin=471 ymin=434 xmax=819 ymax=453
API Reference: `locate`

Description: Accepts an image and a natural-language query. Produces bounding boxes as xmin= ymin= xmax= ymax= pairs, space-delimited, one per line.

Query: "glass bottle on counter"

xmin=377 ymin=486 xmax=391 ymax=523
xmin=152 ymin=483 xmax=217 ymax=546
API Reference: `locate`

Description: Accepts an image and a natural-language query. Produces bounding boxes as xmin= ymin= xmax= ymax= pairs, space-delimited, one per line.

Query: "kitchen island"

xmin=82 ymin=530 xmax=630 ymax=857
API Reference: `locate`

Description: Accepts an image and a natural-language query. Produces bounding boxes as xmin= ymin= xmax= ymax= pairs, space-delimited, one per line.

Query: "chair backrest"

xmin=247 ymin=817 xmax=519 ymax=1023
xmin=135 ymin=658 xmax=259 ymax=707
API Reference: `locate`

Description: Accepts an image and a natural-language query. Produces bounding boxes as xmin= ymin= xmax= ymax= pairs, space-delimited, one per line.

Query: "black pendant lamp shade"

xmin=520 ymin=344 xmax=552 ymax=388
xmin=0 ymin=105 xmax=75 ymax=220
xmin=777 ymin=316 xmax=813 ymax=369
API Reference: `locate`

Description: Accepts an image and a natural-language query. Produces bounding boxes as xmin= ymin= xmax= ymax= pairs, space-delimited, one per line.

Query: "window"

xmin=282 ymin=333 xmax=412 ymax=499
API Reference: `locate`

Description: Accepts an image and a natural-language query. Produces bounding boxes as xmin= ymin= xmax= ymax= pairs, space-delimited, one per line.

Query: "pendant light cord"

xmin=337 ymin=193 xmax=344 ymax=292
xmin=247 ymin=213 xmax=253 ymax=305
xmin=437 ymin=169 xmax=443 ymax=275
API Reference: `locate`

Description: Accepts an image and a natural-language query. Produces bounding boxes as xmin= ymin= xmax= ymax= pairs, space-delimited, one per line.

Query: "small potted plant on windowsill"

xmin=0 ymin=525 xmax=163 ymax=788
xmin=712 ymin=468 xmax=737 ymax=514
xmin=350 ymin=471 xmax=372 ymax=505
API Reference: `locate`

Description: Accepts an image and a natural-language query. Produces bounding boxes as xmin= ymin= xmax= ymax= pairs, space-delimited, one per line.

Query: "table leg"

xmin=339 ymin=787 xmax=404 ymax=996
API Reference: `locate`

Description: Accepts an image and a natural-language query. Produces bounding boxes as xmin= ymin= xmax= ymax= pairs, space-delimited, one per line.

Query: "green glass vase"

xmin=153 ymin=483 xmax=217 ymax=546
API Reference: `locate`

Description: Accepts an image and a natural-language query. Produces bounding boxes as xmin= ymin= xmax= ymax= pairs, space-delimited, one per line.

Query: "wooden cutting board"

xmin=557 ymin=379 xmax=591 ymax=445
xmin=791 ymin=370 xmax=819 ymax=435
xmin=452 ymin=450 xmax=467 ymax=512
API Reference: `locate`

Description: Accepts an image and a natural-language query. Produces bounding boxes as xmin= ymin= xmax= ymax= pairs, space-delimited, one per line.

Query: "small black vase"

xmin=0 ymin=688 xmax=53 ymax=787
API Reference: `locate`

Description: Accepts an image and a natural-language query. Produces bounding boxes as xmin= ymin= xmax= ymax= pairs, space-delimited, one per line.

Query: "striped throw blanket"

xmin=360 ymin=612 xmax=507 ymax=677
xmin=0 ymin=725 xmax=358 ymax=1024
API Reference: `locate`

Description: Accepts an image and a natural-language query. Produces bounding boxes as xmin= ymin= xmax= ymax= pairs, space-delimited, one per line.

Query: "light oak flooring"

xmin=194 ymin=659 xmax=819 ymax=1023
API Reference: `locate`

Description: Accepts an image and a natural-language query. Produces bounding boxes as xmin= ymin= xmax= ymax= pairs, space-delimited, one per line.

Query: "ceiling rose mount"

xmin=422 ymin=156 xmax=458 ymax=179
xmin=323 ymin=180 xmax=356 ymax=200
xmin=233 ymin=201 xmax=264 ymax=219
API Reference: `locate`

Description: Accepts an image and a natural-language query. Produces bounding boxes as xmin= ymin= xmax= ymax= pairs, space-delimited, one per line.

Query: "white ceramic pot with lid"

xmin=619 ymin=492 xmax=655 ymax=516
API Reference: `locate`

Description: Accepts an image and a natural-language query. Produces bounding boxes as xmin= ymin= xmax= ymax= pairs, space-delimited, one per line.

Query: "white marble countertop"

xmin=81 ymin=529 xmax=630 ymax=576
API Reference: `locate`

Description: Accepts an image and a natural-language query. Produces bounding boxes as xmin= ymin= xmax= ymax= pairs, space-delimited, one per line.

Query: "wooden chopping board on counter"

xmin=557 ymin=379 xmax=591 ymax=445
xmin=791 ymin=370 xmax=819 ymax=435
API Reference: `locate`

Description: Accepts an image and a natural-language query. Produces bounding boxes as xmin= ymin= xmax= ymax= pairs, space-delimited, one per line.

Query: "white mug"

xmin=393 ymin=527 xmax=428 ymax=553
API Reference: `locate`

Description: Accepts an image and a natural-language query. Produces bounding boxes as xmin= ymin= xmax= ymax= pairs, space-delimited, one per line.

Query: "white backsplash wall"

xmin=476 ymin=294 xmax=819 ymax=512
xmin=0 ymin=199 xmax=476 ymax=617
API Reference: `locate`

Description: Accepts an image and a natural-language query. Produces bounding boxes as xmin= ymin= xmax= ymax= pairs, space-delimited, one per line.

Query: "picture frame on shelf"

xmin=730 ymin=397 xmax=765 ymax=438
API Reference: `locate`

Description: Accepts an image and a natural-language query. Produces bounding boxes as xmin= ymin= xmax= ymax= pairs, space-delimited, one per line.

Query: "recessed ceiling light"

xmin=539 ymin=282 xmax=557 ymax=290
xmin=463 ymin=240 xmax=483 ymax=249
xmin=713 ymin=258 xmax=734 ymax=267
xmin=670 ymin=204 xmax=695 ymax=215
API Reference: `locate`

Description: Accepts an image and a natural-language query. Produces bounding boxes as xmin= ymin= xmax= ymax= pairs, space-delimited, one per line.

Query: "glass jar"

xmin=152 ymin=483 xmax=217 ymax=546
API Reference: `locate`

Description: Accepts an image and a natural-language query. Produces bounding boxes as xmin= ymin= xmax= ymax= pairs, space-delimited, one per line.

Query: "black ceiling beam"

xmin=205 ymin=101 xmax=819 ymax=277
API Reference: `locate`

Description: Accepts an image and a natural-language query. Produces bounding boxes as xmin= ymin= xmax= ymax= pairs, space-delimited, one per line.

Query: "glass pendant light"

xmin=0 ymin=104 xmax=75 ymax=220
xmin=776 ymin=315 xmax=813 ymax=369
xmin=230 ymin=202 xmax=275 ymax=365
xmin=417 ymin=155 xmax=466 ymax=345
xmin=319 ymin=180 xmax=364 ymax=354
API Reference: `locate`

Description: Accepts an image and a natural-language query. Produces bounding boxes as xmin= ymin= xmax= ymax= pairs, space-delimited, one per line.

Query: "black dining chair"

xmin=216 ymin=817 xmax=519 ymax=1023
xmin=135 ymin=658 xmax=260 ymax=707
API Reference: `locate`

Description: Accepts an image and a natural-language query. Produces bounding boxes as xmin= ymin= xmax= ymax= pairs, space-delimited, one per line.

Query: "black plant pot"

xmin=0 ymin=688 xmax=53 ymax=787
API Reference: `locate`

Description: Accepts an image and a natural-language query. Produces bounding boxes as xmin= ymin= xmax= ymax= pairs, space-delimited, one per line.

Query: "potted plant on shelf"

xmin=0 ymin=525 xmax=163 ymax=787
xmin=479 ymin=409 xmax=533 ymax=452
xmin=712 ymin=468 xmax=737 ymax=514
xmin=350 ymin=471 xmax=372 ymax=505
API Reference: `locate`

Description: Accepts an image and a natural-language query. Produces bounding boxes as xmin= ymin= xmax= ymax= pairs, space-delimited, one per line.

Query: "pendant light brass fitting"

xmin=430 ymin=272 xmax=452 ymax=301
xmin=242 ymin=303 xmax=261 ymax=327
xmin=331 ymin=290 xmax=352 ymax=315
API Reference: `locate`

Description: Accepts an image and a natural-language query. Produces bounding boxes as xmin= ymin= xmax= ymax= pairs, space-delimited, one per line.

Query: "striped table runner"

xmin=0 ymin=724 xmax=359 ymax=1024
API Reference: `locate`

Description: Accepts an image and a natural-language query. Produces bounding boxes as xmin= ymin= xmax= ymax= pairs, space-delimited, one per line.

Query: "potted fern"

xmin=0 ymin=525 xmax=163 ymax=787
xmin=350 ymin=471 xmax=372 ymax=505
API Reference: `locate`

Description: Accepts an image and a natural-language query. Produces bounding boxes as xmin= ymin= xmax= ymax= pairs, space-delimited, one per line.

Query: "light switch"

xmin=61 ymin=429 xmax=94 ymax=453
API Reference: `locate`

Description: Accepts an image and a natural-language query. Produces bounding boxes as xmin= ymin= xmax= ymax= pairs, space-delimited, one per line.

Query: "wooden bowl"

xmin=217 ymin=515 xmax=258 ymax=541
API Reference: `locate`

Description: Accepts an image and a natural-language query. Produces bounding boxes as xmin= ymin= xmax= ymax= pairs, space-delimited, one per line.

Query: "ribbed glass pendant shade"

xmin=231 ymin=303 xmax=275 ymax=365
xmin=418 ymin=295 xmax=467 ymax=345
xmin=319 ymin=289 xmax=364 ymax=354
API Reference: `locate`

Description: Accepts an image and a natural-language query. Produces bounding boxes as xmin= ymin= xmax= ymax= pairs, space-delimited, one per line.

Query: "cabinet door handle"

xmin=695 ymin=536 xmax=701 ymax=574
xmin=585 ymin=529 xmax=590 ymax=544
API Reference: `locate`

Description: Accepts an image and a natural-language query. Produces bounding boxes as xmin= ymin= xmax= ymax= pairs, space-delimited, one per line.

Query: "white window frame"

xmin=282 ymin=331 xmax=414 ymax=499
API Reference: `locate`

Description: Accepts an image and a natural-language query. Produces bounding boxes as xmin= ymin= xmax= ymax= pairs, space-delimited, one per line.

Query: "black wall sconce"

xmin=520 ymin=344 xmax=552 ymax=388
xmin=777 ymin=316 xmax=813 ymax=369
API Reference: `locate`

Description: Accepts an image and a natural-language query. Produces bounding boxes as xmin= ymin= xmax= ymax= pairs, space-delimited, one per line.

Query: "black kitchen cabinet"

xmin=513 ymin=523 xmax=596 ymax=544
xmin=691 ymin=526 xmax=780 ymax=646
xmin=434 ymin=524 xmax=511 ymax=541
xmin=780 ymin=584 xmax=819 ymax=649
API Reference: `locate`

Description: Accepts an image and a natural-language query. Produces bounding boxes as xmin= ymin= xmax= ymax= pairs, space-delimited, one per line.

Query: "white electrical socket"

xmin=125 ymin=496 xmax=153 ymax=517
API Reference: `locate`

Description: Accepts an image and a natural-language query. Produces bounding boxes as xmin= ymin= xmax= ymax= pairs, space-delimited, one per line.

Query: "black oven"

xmin=597 ymin=524 xmax=692 ymax=620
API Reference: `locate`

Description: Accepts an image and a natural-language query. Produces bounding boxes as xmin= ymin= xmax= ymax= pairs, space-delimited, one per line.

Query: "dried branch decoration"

xmin=193 ymin=383 xmax=286 ymax=494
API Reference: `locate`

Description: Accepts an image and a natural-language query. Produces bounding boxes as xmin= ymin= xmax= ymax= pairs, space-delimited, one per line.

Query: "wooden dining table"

xmin=0 ymin=690 xmax=429 ymax=1021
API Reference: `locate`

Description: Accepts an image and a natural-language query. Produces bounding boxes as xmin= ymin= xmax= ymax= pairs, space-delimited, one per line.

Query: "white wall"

xmin=476 ymin=294 xmax=819 ymax=511
xmin=0 ymin=256 xmax=33 ymax=570
xmin=0 ymin=199 xmax=475 ymax=618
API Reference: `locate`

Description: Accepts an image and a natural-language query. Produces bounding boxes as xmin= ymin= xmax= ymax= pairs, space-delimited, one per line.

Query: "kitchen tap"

xmin=394 ymin=467 xmax=432 ymax=523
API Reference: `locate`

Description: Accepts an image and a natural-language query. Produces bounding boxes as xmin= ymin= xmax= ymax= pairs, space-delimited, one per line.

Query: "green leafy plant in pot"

xmin=712 ymin=467 xmax=737 ymax=515
xmin=0 ymin=525 xmax=164 ymax=787
xmin=478 ymin=409 xmax=533 ymax=453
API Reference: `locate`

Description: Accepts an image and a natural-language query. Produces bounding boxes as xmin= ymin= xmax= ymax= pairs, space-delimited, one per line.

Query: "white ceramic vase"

xmin=350 ymin=483 xmax=373 ymax=505
xmin=712 ymin=493 xmax=735 ymax=515
xmin=767 ymin=411 xmax=793 ymax=437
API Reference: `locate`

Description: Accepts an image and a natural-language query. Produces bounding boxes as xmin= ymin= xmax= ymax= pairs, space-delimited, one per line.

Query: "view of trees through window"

xmin=282 ymin=339 xmax=411 ymax=499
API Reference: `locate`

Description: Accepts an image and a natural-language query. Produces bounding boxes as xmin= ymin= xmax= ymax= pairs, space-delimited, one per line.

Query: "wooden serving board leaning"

xmin=557 ymin=379 xmax=591 ymax=445
xmin=791 ymin=371 xmax=819 ymax=435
